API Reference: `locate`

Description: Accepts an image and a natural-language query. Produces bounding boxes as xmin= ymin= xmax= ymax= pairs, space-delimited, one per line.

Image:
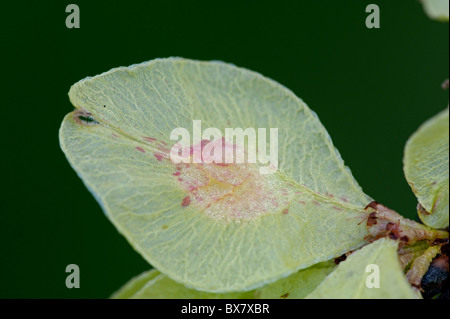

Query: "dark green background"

xmin=2 ymin=0 xmax=448 ymax=298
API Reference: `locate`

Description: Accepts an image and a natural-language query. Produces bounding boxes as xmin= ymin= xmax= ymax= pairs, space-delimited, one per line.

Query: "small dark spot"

xmin=161 ymin=225 xmax=168 ymax=230
xmin=282 ymin=208 xmax=289 ymax=215
xmin=103 ymin=105 xmax=106 ymax=108
xmin=280 ymin=293 xmax=289 ymax=298
xmin=334 ymin=254 xmax=347 ymax=265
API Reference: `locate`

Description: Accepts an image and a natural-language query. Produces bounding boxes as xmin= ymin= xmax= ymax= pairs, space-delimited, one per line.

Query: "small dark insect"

xmin=78 ymin=116 xmax=99 ymax=124
xmin=280 ymin=293 xmax=289 ymax=298
xmin=73 ymin=109 xmax=100 ymax=126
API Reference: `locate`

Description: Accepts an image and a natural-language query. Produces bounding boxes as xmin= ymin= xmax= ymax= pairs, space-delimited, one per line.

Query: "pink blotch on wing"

xmin=181 ymin=196 xmax=191 ymax=207
xmin=170 ymin=139 xmax=292 ymax=221
xmin=146 ymin=137 xmax=294 ymax=221
xmin=154 ymin=153 xmax=167 ymax=161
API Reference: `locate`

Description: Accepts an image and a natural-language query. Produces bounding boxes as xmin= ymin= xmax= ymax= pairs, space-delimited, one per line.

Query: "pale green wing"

xmin=257 ymin=261 xmax=336 ymax=299
xmin=60 ymin=58 xmax=372 ymax=292
xmin=421 ymin=0 xmax=449 ymax=21
xmin=112 ymin=269 xmax=255 ymax=299
xmin=404 ymin=108 xmax=449 ymax=229
xmin=306 ymin=239 xmax=420 ymax=299
xmin=110 ymin=268 xmax=160 ymax=299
